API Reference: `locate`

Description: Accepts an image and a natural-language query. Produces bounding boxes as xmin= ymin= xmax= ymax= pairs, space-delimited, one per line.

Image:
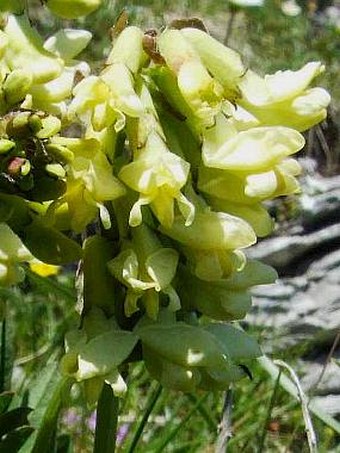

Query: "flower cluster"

xmin=0 ymin=6 xmax=330 ymax=398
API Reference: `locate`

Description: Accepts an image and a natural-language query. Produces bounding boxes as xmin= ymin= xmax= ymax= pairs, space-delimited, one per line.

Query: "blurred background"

xmin=1 ymin=0 xmax=340 ymax=451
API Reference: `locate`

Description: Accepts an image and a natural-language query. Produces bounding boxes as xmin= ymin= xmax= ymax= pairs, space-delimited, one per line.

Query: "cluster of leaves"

xmin=0 ymin=0 xmax=331 ymax=405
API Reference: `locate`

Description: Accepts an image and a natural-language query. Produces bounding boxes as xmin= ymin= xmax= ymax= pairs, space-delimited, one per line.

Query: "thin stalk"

xmin=273 ymin=359 xmax=317 ymax=453
xmin=257 ymin=369 xmax=282 ymax=453
xmin=259 ymin=355 xmax=340 ymax=435
xmin=187 ymin=393 xmax=217 ymax=432
xmin=309 ymin=331 xmax=340 ymax=399
xmin=154 ymin=393 xmax=209 ymax=453
xmin=0 ymin=314 xmax=6 ymax=393
xmin=127 ymin=382 xmax=162 ymax=453
xmin=224 ymin=8 xmax=237 ymax=46
xmin=94 ymin=383 xmax=119 ymax=453
xmin=215 ymin=387 xmax=234 ymax=453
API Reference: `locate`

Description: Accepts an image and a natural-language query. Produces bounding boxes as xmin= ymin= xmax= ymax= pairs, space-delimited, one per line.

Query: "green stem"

xmin=0 ymin=314 xmax=6 ymax=393
xmin=257 ymin=369 xmax=282 ymax=453
xmin=94 ymin=383 xmax=119 ymax=453
xmin=154 ymin=393 xmax=209 ymax=453
xmin=224 ymin=7 xmax=237 ymax=46
xmin=186 ymin=393 xmax=217 ymax=432
xmin=127 ymin=382 xmax=162 ymax=453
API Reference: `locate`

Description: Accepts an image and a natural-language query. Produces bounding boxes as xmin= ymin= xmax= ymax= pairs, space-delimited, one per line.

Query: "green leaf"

xmin=19 ymin=355 xmax=71 ymax=453
xmin=24 ymin=220 xmax=82 ymax=265
xmin=77 ymin=330 xmax=138 ymax=380
xmin=137 ymin=323 xmax=226 ymax=368
xmin=0 ymin=195 xmax=31 ymax=232
xmin=204 ymin=323 xmax=262 ymax=360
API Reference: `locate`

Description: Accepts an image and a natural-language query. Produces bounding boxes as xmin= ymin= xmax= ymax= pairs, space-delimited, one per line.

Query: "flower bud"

xmin=107 ymin=26 xmax=147 ymax=75
xmin=181 ymin=27 xmax=245 ymax=101
xmin=158 ymin=28 xmax=224 ymax=128
xmin=0 ymin=138 xmax=15 ymax=154
xmin=45 ymin=143 xmax=74 ymax=164
xmin=3 ymin=69 xmax=32 ymax=105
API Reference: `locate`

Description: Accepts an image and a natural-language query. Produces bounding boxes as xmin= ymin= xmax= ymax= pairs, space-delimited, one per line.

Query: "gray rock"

xmin=248 ymin=223 xmax=340 ymax=269
xmin=247 ymin=174 xmax=340 ymax=413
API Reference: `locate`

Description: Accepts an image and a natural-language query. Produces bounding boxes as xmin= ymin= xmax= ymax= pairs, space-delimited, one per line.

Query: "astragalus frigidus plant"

xmin=0 ymin=0 xmax=330 ymax=446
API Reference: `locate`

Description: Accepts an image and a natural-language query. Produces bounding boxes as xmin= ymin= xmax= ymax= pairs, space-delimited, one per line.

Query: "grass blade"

xmin=257 ymin=369 xmax=282 ymax=452
xmin=127 ymin=382 xmax=162 ymax=453
xmin=154 ymin=393 xmax=209 ymax=453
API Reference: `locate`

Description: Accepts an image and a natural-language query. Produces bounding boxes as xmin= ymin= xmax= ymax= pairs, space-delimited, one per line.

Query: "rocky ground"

xmin=248 ymin=166 xmax=340 ymax=416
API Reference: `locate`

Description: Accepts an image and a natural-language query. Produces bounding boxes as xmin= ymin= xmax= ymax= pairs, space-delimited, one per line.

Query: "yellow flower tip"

xmin=29 ymin=261 xmax=60 ymax=277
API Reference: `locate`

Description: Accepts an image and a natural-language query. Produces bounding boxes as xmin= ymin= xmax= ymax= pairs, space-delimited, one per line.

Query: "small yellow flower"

xmin=119 ymin=131 xmax=194 ymax=228
xmin=239 ymin=63 xmax=331 ymax=131
xmin=29 ymin=261 xmax=60 ymax=277
xmin=108 ymin=225 xmax=180 ymax=319
xmin=54 ymin=137 xmax=125 ymax=232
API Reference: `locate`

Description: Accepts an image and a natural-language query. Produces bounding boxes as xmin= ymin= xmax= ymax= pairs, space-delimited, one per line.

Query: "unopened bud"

xmin=7 ymin=157 xmax=26 ymax=176
xmin=0 ymin=139 xmax=15 ymax=154
xmin=45 ymin=163 xmax=66 ymax=178
xmin=35 ymin=115 xmax=61 ymax=139
xmin=45 ymin=143 xmax=74 ymax=164
xmin=28 ymin=114 xmax=43 ymax=135
xmin=3 ymin=69 xmax=33 ymax=105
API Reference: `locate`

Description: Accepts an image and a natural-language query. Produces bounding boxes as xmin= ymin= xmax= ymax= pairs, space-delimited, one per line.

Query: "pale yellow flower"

xmin=119 ymin=131 xmax=194 ymax=228
xmin=239 ymin=63 xmax=331 ymax=131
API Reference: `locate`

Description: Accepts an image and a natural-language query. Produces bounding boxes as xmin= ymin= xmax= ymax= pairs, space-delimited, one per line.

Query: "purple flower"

xmin=62 ymin=408 xmax=81 ymax=428
xmin=116 ymin=423 xmax=130 ymax=446
xmin=87 ymin=410 xmax=97 ymax=432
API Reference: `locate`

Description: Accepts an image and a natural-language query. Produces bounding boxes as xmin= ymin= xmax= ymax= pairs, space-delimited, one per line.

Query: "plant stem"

xmin=0 ymin=314 xmax=6 ymax=393
xmin=187 ymin=393 xmax=217 ymax=432
xmin=216 ymin=387 xmax=234 ymax=453
xmin=94 ymin=383 xmax=119 ymax=453
xmin=154 ymin=393 xmax=209 ymax=453
xmin=127 ymin=382 xmax=162 ymax=453
xmin=257 ymin=369 xmax=281 ymax=452
xmin=274 ymin=359 xmax=318 ymax=453
xmin=224 ymin=7 xmax=237 ymax=46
